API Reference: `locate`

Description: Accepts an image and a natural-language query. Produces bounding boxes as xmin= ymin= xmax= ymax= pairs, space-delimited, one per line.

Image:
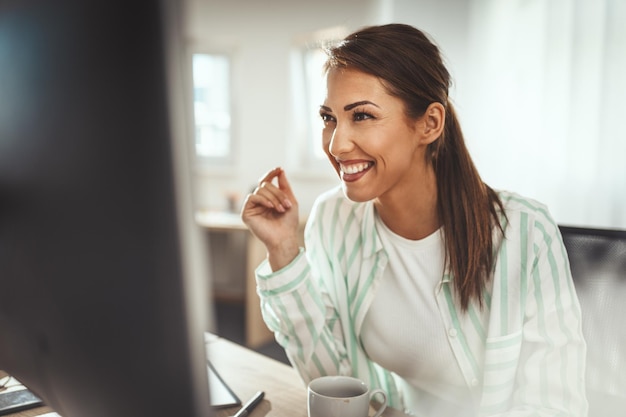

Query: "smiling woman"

xmin=241 ymin=23 xmax=588 ymax=417
xmin=318 ymin=69 xmax=442 ymax=217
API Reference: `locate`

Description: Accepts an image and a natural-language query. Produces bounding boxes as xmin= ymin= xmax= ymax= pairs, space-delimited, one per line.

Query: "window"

xmin=191 ymin=52 xmax=232 ymax=163
xmin=302 ymin=46 xmax=328 ymax=162
xmin=288 ymin=27 xmax=347 ymax=175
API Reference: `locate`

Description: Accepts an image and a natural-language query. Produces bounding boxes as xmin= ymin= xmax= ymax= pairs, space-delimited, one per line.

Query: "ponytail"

xmin=433 ymin=101 xmax=505 ymax=310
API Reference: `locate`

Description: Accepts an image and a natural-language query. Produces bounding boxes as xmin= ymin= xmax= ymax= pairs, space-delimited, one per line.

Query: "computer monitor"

xmin=0 ymin=0 xmax=215 ymax=416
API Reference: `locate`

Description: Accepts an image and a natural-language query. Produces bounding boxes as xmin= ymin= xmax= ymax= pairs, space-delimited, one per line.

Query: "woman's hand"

xmin=241 ymin=167 xmax=301 ymax=271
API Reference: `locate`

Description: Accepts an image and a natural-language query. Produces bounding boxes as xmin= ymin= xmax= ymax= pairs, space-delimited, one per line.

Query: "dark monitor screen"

xmin=0 ymin=0 xmax=214 ymax=416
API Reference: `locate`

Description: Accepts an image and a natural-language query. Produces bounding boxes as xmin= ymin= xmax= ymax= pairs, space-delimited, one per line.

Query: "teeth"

xmin=340 ymin=162 xmax=372 ymax=175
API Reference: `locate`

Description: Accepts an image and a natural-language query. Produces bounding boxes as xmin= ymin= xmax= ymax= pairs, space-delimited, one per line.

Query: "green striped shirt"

xmin=256 ymin=186 xmax=588 ymax=416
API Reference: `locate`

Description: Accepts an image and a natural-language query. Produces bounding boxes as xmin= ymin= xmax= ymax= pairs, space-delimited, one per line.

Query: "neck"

xmin=374 ymin=165 xmax=439 ymax=240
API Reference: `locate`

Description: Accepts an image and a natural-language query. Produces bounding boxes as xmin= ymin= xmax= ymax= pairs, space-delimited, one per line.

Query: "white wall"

xmin=460 ymin=0 xmax=626 ymax=229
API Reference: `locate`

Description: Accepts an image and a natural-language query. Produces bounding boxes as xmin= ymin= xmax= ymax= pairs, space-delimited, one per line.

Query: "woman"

xmin=241 ymin=23 xmax=587 ymax=417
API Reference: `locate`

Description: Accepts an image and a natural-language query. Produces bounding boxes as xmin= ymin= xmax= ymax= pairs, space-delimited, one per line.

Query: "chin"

xmin=341 ymin=184 xmax=373 ymax=203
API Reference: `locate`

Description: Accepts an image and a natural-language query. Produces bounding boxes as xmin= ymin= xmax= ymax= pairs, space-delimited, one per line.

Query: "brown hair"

xmin=325 ymin=23 xmax=505 ymax=311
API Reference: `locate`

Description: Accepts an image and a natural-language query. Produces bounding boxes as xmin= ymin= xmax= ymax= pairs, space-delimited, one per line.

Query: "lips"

xmin=338 ymin=161 xmax=374 ymax=182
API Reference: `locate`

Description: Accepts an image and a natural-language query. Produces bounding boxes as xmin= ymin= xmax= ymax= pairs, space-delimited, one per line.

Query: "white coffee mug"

xmin=307 ymin=375 xmax=388 ymax=417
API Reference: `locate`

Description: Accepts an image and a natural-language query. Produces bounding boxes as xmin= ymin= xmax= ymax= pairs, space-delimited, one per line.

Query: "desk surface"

xmin=210 ymin=334 xmax=408 ymax=417
xmin=3 ymin=334 xmax=408 ymax=417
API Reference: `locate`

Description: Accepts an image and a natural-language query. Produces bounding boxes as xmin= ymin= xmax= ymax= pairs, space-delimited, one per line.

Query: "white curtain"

xmin=462 ymin=0 xmax=626 ymax=229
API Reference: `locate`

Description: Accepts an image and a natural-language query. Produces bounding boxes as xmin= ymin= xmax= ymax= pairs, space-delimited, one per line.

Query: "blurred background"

xmin=183 ymin=0 xmax=626 ymax=230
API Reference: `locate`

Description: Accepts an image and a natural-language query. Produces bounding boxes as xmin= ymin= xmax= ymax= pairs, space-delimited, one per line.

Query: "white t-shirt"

xmin=360 ymin=213 xmax=473 ymax=416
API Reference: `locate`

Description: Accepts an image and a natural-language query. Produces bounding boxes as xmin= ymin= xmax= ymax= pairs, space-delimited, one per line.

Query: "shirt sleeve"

xmin=255 ymin=246 xmax=352 ymax=383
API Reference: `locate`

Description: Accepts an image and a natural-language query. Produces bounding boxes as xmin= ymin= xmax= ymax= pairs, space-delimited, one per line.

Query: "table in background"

xmin=195 ymin=210 xmax=273 ymax=348
xmin=196 ymin=210 xmax=305 ymax=349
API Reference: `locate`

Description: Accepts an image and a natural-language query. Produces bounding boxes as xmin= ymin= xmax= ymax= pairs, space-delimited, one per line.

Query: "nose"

xmin=327 ymin=123 xmax=353 ymax=158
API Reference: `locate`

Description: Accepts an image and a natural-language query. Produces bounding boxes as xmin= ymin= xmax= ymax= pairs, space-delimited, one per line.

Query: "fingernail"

xmin=283 ymin=199 xmax=292 ymax=209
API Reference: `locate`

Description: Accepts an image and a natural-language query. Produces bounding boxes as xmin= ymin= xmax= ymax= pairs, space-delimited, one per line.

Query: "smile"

xmin=338 ymin=161 xmax=374 ymax=182
xmin=339 ymin=161 xmax=374 ymax=175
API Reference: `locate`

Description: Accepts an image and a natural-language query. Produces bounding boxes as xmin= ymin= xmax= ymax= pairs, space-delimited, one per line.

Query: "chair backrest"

xmin=559 ymin=225 xmax=626 ymax=417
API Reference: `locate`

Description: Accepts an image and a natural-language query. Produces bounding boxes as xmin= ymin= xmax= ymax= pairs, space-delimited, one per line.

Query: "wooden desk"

xmin=207 ymin=333 xmax=306 ymax=417
xmin=208 ymin=334 xmax=409 ymax=417
xmin=3 ymin=334 xmax=408 ymax=417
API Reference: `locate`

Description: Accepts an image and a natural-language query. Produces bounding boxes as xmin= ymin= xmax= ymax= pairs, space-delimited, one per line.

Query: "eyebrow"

xmin=319 ymin=100 xmax=380 ymax=113
xmin=344 ymin=100 xmax=379 ymax=111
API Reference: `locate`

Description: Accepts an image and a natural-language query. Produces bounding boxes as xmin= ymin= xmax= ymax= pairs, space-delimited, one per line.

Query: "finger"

xmin=257 ymin=166 xmax=283 ymax=185
xmin=242 ymin=193 xmax=275 ymax=212
xmin=253 ymin=184 xmax=288 ymax=213
xmin=276 ymin=170 xmax=296 ymax=208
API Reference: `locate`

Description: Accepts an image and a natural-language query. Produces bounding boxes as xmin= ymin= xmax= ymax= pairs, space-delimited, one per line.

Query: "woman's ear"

xmin=416 ymin=102 xmax=445 ymax=145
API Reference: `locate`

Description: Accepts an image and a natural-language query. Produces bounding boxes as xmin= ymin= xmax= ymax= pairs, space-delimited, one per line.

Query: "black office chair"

xmin=559 ymin=225 xmax=626 ymax=417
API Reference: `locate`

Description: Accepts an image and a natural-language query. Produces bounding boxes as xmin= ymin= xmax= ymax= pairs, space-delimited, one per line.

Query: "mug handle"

xmin=369 ymin=388 xmax=388 ymax=417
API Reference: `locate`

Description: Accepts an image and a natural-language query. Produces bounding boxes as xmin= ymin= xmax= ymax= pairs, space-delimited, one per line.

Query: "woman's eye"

xmin=320 ymin=113 xmax=335 ymax=123
xmin=353 ymin=111 xmax=374 ymax=121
